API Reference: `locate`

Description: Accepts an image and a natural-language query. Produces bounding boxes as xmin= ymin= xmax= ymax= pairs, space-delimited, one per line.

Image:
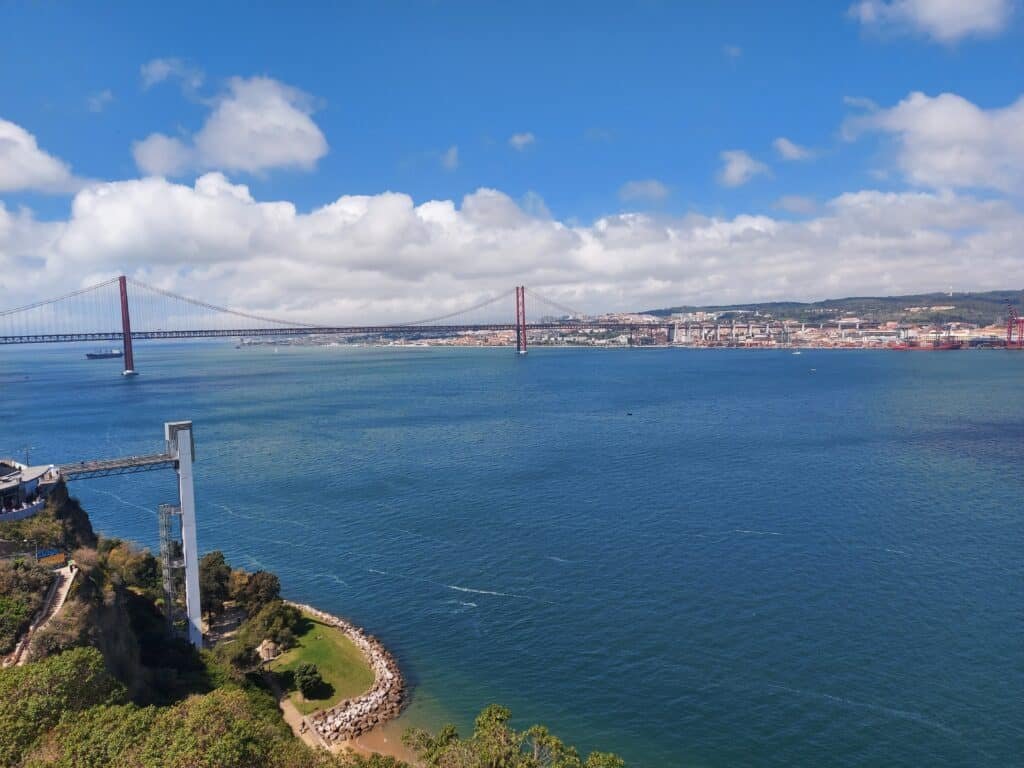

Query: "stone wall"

xmin=286 ymin=601 xmax=406 ymax=744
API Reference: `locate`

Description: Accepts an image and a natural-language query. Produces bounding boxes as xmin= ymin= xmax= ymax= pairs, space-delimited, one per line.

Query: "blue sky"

xmin=1 ymin=1 xmax=1023 ymax=317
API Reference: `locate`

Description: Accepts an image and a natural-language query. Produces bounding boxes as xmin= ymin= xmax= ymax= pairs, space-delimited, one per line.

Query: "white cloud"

xmin=844 ymin=95 xmax=879 ymax=112
xmin=774 ymin=195 xmax=819 ymax=215
xmin=441 ymin=145 xmax=459 ymax=171
xmin=131 ymin=133 xmax=193 ymax=177
xmin=140 ymin=57 xmax=204 ymax=92
xmin=0 ymin=118 xmax=82 ymax=194
xmin=4 ymin=174 xmax=1021 ymax=321
xmin=132 ymin=76 xmax=328 ymax=176
xmin=848 ymin=0 xmax=1013 ymax=43
xmin=723 ymin=44 xmax=743 ymax=58
xmin=509 ymin=132 xmax=536 ymax=151
xmin=717 ymin=150 xmax=770 ymax=187
xmin=773 ymin=137 xmax=814 ymax=160
xmin=619 ymin=179 xmax=671 ymax=202
xmin=520 ymin=190 xmax=552 ymax=219
xmin=845 ymin=91 xmax=1024 ymax=192
xmin=87 ymin=90 xmax=114 ymax=113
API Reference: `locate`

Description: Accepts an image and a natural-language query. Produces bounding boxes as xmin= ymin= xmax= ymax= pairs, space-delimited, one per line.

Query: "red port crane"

xmin=1008 ymin=301 xmax=1024 ymax=349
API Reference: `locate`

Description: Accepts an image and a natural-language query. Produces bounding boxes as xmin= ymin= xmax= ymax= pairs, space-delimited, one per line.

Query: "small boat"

xmin=85 ymin=349 xmax=123 ymax=360
xmin=792 ymin=350 xmax=802 ymax=355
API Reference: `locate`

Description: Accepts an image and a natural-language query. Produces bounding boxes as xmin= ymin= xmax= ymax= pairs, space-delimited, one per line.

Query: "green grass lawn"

xmin=269 ymin=612 xmax=375 ymax=715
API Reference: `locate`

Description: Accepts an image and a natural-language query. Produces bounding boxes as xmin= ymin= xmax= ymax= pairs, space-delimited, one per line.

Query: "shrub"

xmin=0 ymin=559 xmax=53 ymax=653
xmin=0 ymin=646 xmax=125 ymax=766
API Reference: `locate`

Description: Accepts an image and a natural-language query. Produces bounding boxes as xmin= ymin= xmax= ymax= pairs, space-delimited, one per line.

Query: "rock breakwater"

xmin=286 ymin=601 xmax=406 ymax=744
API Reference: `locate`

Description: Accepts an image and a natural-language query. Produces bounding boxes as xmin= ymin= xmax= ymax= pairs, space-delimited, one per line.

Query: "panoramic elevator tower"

xmin=159 ymin=422 xmax=203 ymax=648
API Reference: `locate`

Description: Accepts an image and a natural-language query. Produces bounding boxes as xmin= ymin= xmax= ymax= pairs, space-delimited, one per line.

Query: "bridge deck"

xmin=60 ymin=453 xmax=176 ymax=480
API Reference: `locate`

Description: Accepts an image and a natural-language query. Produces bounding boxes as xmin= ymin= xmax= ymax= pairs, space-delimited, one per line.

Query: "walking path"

xmin=263 ymin=670 xmax=327 ymax=750
xmin=5 ymin=564 xmax=76 ymax=667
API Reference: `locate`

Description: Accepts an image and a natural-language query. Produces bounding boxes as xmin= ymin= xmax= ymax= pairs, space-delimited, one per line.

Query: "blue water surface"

xmin=1 ymin=343 xmax=1021 ymax=767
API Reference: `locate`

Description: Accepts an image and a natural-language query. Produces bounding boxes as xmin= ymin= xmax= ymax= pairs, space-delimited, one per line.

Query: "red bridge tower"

xmin=119 ymin=275 xmax=137 ymax=375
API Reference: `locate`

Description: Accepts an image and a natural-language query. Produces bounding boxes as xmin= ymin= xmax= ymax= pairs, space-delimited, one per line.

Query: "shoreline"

xmin=284 ymin=601 xmax=408 ymax=753
xmin=237 ymin=340 xmax=1003 ymax=352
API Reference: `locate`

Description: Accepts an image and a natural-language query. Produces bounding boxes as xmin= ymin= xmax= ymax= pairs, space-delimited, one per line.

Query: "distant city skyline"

xmin=1 ymin=1 xmax=1023 ymax=322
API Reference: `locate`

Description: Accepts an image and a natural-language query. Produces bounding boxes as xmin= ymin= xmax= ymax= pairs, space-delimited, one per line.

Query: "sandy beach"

xmin=332 ymin=718 xmax=420 ymax=764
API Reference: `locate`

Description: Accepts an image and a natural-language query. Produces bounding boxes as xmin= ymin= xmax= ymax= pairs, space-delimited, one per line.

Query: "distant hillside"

xmin=644 ymin=289 xmax=1024 ymax=326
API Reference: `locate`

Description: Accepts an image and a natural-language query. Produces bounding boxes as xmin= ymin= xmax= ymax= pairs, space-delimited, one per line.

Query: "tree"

xmin=403 ymin=705 xmax=626 ymax=768
xmin=248 ymin=600 xmax=302 ymax=649
xmin=105 ymin=541 xmax=159 ymax=591
xmin=585 ymin=753 xmax=625 ymax=768
xmin=199 ymin=551 xmax=232 ymax=616
xmin=294 ymin=662 xmax=324 ymax=698
xmin=228 ymin=568 xmax=250 ymax=601
xmin=238 ymin=570 xmax=280 ymax=613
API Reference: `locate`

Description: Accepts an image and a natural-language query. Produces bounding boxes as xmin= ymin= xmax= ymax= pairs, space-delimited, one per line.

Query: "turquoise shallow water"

xmin=1 ymin=343 xmax=1022 ymax=766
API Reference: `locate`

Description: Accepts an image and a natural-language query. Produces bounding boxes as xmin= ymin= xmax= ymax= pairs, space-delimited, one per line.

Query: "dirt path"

xmin=263 ymin=671 xmax=326 ymax=750
xmin=7 ymin=565 xmax=76 ymax=667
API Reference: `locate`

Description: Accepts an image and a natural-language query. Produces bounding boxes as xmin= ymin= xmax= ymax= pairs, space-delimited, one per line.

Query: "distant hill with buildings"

xmin=645 ymin=289 xmax=1023 ymax=326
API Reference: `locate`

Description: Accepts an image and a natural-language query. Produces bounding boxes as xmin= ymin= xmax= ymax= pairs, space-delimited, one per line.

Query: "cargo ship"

xmin=85 ymin=349 xmax=124 ymax=359
xmin=889 ymin=340 xmax=963 ymax=351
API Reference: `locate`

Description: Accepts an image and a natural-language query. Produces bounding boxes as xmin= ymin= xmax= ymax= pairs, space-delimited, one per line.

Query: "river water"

xmin=1 ymin=342 xmax=1021 ymax=767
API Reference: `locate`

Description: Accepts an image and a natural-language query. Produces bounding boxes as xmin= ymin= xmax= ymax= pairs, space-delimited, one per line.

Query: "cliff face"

xmin=27 ymin=553 xmax=142 ymax=691
xmin=46 ymin=482 xmax=98 ymax=549
xmin=0 ymin=481 xmax=97 ymax=554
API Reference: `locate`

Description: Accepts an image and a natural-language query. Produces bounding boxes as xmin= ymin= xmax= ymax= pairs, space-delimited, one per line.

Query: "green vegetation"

xmin=404 ymin=704 xmax=624 ymax=768
xmin=0 ymin=646 xmax=124 ymax=766
xmin=0 ymin=504 xmax=625 ymax=767
xmin=213 ymin=599 xmax=302 ymax=672
xmin=0 ymin=559 xmax=53 ymax=654
xmin=270 ymin=612 xmax=375 ymax=714
xmin=5 ymin=647 xmax=398 ymax=768
xmin=294 ymin=662 xmax=324 ymax=697
xmin=199 ymin=550 xmax=232 ymax=615
xmin=0 ymin=482 xmax=97 ymax=553
xmin=646 ymin=288 xmax=1024 ymax=326
xmin=236 ymin=569 xmax=283 ymax=613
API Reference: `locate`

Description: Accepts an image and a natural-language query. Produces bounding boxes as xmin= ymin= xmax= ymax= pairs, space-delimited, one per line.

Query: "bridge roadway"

xmin=0 ymin=320 xmax=882 ymax=345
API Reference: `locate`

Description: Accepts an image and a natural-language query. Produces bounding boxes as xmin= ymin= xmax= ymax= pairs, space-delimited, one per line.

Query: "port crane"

xmin=1007 ymin=301 xmax=1024 ymax=349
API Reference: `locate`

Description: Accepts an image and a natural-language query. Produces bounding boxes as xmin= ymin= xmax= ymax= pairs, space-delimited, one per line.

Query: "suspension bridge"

xmin=4 ymin=277 xmax=1019 ymax=374
xmin=0 ymin=276 xmax=640 ymax=374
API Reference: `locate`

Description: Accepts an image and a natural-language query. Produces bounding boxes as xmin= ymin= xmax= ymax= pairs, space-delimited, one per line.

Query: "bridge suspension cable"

xmin=126 ymin=278 xmax=316 ymax=329
xmin=0 ymin=277 xmax=120 ymax=318
xmin=525 ymin=288 xmax=587 ymax=319
xmin=399 ymin=289 xmax=516 ymax=326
